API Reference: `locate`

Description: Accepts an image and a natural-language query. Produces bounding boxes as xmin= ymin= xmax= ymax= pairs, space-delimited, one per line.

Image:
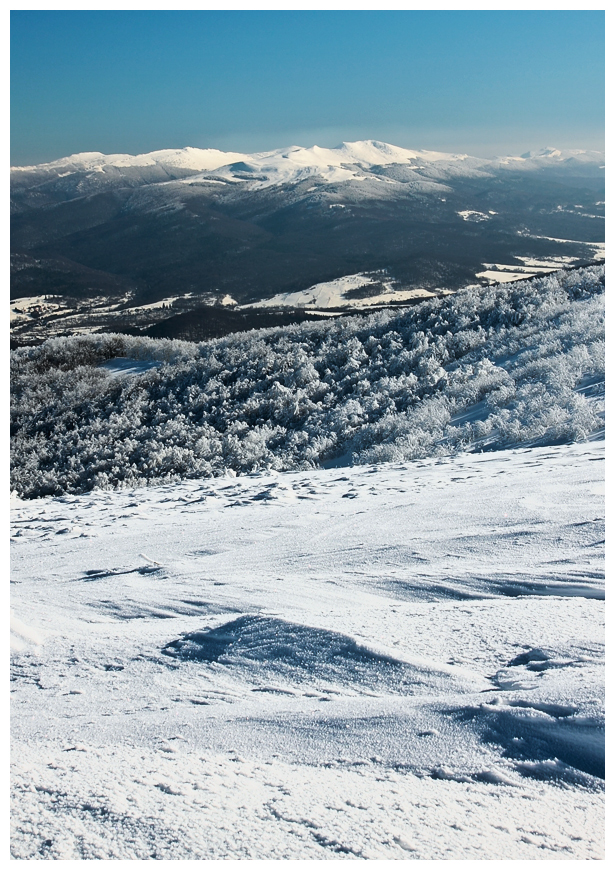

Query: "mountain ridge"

xmin=12 ymin=138 xmax=604 ymax=172
xmin=11 ymin=140 xmax=605 ymax=198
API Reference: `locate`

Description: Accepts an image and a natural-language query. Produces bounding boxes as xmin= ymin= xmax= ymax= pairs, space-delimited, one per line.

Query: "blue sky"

xmin=11 ymin=10 xmax=605 ymax=165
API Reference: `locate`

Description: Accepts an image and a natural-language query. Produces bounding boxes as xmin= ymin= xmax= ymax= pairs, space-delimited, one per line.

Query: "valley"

xmin=11 ymin=141 xmax=604 ymax=345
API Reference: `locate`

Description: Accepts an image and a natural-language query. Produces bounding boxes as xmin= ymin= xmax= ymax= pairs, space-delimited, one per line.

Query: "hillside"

xmin=11 ymin=265 xmax=604 ymax=499
xmin=10 ymin=436 xmax=605 ymax=858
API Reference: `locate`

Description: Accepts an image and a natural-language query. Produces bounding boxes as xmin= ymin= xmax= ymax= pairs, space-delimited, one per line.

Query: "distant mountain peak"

xmin=521 ymin=147 xmax=562 ymax=159
xmin=12 ymin=140 xmax=604 ymax=182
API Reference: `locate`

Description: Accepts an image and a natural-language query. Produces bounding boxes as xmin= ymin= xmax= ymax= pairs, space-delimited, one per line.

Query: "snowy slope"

xmin=10 ymin=441 xmax=604 ymax=859
xmin=248 ymin=271 xmax=442 ymax=309
xmin=10 ymin=146 xmax=250 ymax=174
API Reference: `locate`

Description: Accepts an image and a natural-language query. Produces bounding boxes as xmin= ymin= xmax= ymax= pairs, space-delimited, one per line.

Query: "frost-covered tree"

xmin=11 ymin=265 xmax=604 ymax=498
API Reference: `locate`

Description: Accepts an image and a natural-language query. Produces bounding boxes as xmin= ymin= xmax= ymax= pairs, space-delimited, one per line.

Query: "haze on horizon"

xmin=11 ymin=10 xmax=604 ymax=167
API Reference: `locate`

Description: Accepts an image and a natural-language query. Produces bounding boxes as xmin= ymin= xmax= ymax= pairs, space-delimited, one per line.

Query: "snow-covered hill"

xmin=10 ymin=259 xmax=604 ymax=859
xmin=247 ymin=271 xmax=446 ymax=309
xmin=10 ymin=440 xmax=604 ymax=858
xmin=11 ymin=146 xmax=249 ymax=174
xmin=11 ymin=265 xmax=604 ymax=499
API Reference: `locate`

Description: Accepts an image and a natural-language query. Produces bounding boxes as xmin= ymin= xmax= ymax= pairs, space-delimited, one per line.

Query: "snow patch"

xmin=11 ymin=612 xmax=45 ymax=651
xmin=458 ymin=210 xmax=491 ymax=222
xmin=99 ymin=358 xmax=162 ymax=378
xmin=250 ymin=273 xmax=436 ymax=309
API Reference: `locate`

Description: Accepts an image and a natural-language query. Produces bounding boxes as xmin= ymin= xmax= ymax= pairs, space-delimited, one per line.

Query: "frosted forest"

xmin=11 ymin=265 xmax=604 ymax=499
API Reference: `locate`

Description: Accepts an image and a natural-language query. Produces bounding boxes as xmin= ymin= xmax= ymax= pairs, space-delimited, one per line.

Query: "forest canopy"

xmin=11 ymin=265 xmax=604 ymax=499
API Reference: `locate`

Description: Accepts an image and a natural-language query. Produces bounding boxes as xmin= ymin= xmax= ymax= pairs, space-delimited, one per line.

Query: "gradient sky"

xmin=11 ymin=9 xmax=605 ymax=166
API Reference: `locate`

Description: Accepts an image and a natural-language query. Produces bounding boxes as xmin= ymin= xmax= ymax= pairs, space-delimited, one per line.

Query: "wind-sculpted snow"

xmin=162 ymin=615 xmax=484 ymax=696
xmin=10 ymin=443 xmax=604 ymax=858
xmin=163 ymin=616 xmax=402 ymax=667
xmin=464 ymin=697 xmax=605 ymax=783
xmin=11 ymin=265 xmax=604 ymax=498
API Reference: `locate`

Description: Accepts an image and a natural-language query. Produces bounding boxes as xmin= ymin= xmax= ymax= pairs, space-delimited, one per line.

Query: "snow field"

xmin=11 ymin=740 xmax=603 ymax=860
xmin=249 ymin=272 xmax=438 ymax=310
xmin=10 ymin=442 xmax=604 ymax=858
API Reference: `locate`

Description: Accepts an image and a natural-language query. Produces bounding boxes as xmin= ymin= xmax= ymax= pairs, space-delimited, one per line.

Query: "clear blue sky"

xmin=11 ymin=10 xmax=605 ymax=165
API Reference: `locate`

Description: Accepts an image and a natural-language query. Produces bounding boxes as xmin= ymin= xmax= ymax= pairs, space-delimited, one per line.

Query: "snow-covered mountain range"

xmin=12 ymin=140 xmax=604 ymax=190
xmin=11 ymin=140 xmax=604 ymax=344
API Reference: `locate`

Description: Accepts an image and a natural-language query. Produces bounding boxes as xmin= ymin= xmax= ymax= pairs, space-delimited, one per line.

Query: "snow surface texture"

xmin=11 ymin=266 xmax=604 ymax=498
xmin=10 ymin=442 xmax=604 ymax=858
